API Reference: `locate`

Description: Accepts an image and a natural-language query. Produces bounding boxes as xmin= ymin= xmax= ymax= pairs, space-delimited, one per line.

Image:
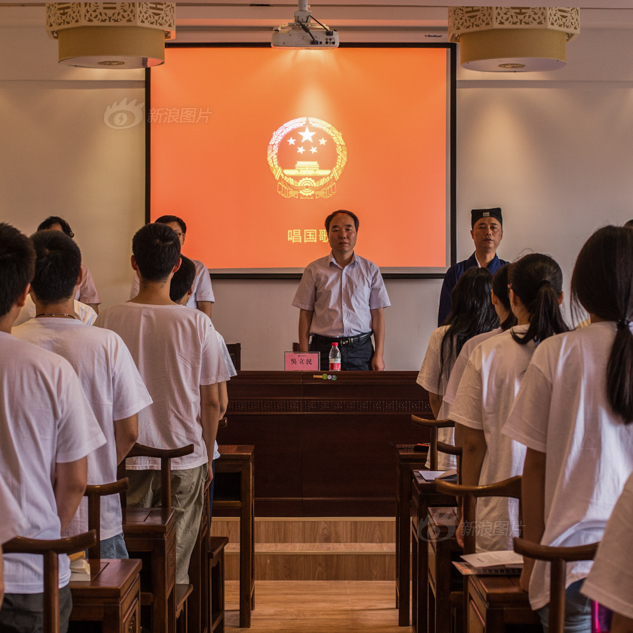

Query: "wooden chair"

xmin=209 ymin=536 xmax=229 ymax=633
xmin=117 ymin=443 xmax=194 ymax=633
xmin=513 ymin=538 xmax=599 ymax=633
xmin=435 ymin=477 xmax=538 ymax=633
xmin=412 ymin=416 xmax=458 ymax=471
xmin=225 ymin=343 xmax=241 ymax=371
xmin=69 ymin=478 xmax=143 ymax=633
xmin=4 ymin=531 xmax=96 ymax=633
xmin=435 ymin=476 xmax=523 ymax=556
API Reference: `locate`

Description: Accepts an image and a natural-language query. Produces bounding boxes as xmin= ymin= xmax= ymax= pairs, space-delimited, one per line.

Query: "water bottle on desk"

xmin=329 ymin=342 xmax=341 ymax=371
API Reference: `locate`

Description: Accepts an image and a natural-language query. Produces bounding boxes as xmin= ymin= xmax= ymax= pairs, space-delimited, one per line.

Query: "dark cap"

xmin=471 ymin=207 xmax=502 ymax=228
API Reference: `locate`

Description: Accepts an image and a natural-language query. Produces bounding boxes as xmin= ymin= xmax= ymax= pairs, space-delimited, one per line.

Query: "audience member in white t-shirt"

xmin=36 ymin=216 xmax=101 ymax=313
xmin=169 ymin=256 xmax=237 ymax=524
xmin=13 ymin=230 xmax=153 ymax=559
xmin=417 ymin=267 xmax=499 ymax=469
xmin=130 ymin=215 xmax=215 ymax=318
xmin=582 ymin=470 xmax=633 ymax=632
xmin=504 ymin=226 xmax=633 ymax=633
xmin=444 ymin=263 xmax=517 ymax=406
xmin=0 ymin=223 xmax=106 ymax=633
xmin=97 ymin=223 xmax=229 ymax=585
xmin=0 ymin=477 xmax=26 ymax=608
xmin=449 ymin=255 xmax=568 ymax=552
xmin=13 ymin=294 xmax=97 ymax=327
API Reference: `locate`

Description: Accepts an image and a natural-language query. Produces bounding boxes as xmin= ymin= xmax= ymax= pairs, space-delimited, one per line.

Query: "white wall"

xmin=2 ymin=27 xmax=633 ymax=369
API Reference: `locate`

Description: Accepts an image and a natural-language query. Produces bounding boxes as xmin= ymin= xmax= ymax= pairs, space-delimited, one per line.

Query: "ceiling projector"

xmin=272 ymin=0 xmax=339 ymax=50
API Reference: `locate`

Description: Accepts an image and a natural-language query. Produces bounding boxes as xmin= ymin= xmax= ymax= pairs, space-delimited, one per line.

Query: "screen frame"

xmin=145 ymin=41 xmax=457 ymax=280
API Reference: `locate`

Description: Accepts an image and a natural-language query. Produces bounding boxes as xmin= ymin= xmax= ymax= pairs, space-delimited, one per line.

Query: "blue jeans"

xmin=100 ymin=533 xmax=129 ymax=559
xmin=309 ymin=335 xmax=374 ymax=371
xmin=537 ymin=579 xmax=592 ymax=633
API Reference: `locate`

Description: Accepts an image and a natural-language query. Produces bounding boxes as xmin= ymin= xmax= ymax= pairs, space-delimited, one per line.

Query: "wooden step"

xmin=210 ymin=517 xmax=395 ymax=544
xmin=223 ymin=542 xmax=395 ymax=581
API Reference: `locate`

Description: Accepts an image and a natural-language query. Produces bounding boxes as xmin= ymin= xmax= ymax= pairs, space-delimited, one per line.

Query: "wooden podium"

xmin=220 ymin=371 xmax=431 ymax=517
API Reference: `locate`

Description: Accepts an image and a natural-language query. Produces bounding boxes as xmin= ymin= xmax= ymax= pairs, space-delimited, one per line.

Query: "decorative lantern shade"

xmin=46 ymin=3 xmax=176 ymax=69
xmin=448 ymin=7 xmax=579 ymax=72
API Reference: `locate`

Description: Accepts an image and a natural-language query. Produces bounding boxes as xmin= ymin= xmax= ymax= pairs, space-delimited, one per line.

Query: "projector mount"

xmin=272 ymin=0 xmax=339 ymax=49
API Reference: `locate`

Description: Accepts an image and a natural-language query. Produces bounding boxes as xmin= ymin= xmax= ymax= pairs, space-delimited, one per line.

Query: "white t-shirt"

xmin=417 ymin=325 xmax=457 ymax=470
xmin=582 ymin=470 xmax=633 ymax=618
xmin=13 ymin=295 xmax=97 ymax=327
xmin=443 ymin=328 xmax=502 ymax=407
xmin=0 ymin=476 xmax=26 ymax=546
xmin=130 ymin=259 xmax=215 ymax=308
xmin=0 ymin=332 xmax=106 ymax=593
xmin=75 ymin=264 xmax=101 ymax=305
xmin=12 ymin=318 xmax=153 ymax=540
xmin=449 ymin=326 xmax=532 ymax=552
xmin=503 ymin=322 xmax=633 ymax=611
xmin=96 ymin=302 xmax=230 ymax=470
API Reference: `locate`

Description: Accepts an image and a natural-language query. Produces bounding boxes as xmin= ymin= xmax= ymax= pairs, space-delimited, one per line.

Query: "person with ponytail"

xmin=417 ymin=267 xmax=499 ymax=469
xmin=503 ymin=226 xmax=633 ymax=633
xmin=443 ymin=264 xmax=517 ymax=407
xmin=449 ymin=254 xmax=567 ymax=553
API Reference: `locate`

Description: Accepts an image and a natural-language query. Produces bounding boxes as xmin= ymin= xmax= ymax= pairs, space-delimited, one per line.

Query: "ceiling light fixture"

xmin=272 ymin=0 xmax=338 ymax=50
xmin=448 ymin=7 xmax=579 ymax=72
xmin=46 ymin=3 xmax=176 ymax=69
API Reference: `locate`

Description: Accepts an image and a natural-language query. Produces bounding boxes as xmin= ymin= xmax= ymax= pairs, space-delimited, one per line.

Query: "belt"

xmin=312 ymin=332 xmax=373 ymax=347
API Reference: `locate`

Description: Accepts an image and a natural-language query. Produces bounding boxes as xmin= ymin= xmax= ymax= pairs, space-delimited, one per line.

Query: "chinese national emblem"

xmin=267 ymin=117 xmax=347 ymax=199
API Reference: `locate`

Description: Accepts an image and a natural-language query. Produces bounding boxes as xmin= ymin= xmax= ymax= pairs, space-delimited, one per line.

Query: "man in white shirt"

xmin=13 ymin=230 xmax=153 ymax=559
xmin=129 ymin=215 xmax=215 ymax=318
xmin=0 ymin=223 xmax=106 ymax=633
xmin=97 ymin=223 xmax=229 ymax=584
xmin=293 ymin=210 xmax=391 ymax=371
xmin=169 ymin=256 xmax=237 ymax=525
xmin=36 ymin=216 xmax=101 ymax=313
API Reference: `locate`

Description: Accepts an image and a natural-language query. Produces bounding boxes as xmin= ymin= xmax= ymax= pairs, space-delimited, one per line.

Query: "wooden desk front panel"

xmin=221 ymin=371 xmax=431 ymax=517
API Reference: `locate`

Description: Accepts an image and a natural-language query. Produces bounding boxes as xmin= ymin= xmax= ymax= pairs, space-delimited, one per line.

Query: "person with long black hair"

xmin=504 ymin=226 xmax=633 ymax=633
xmin=449 ymin=254 xmax=568 ymax=552
xmin=443 ymin=264 xmax=517 ymax=407
xmin=417 ymin=267 xmax=498 ymax=469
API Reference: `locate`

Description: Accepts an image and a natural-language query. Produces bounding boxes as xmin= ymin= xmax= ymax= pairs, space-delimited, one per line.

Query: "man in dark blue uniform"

xmin=438 ymin=207 xmax=508 ymax=326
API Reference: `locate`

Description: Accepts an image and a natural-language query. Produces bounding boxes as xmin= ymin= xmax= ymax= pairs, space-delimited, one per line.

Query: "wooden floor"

xmin=225 ymin=580 xmax=413 ymax=632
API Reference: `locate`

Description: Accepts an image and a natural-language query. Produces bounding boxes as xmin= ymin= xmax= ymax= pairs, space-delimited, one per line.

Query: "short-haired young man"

xmin=0 ymin=223 xmax=106 ymax=632
xmin=170 ymin=257 xmax=237 ymax=524
xmin=13 ymin=230 xmax=153 ymax=558
xmin=97 ymin=224 xmax=229 ymax=584
xmin=37 ymin=215 xmax=102 ymax=313
xmin=130 ymin=215 xmax=215 ymax=318
xmin=293 ymin=210 xmax=391 ymax=371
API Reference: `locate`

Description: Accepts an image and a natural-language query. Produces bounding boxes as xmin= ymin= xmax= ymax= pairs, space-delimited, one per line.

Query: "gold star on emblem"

xmin=299 ymin=127 xmax=315 ymax=143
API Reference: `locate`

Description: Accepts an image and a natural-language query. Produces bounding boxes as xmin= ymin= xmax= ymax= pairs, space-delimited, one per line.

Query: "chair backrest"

xmin=3 ymin=531 xmax=97 ymax=633
xmin=84 ymin=478 xmax=129 ymax=560
xmin=435 ymin=476 xmax=522 ymax=554
xmin=437 ymin=441 xmax=463 ymax=482
xmin=225 ymin=343 xmax=241 ymax=371
xmin=513 ymin=538 xmax=599 ymax=633
xmin=117 ymin=443 xmax=194 ymax=509
xmin=411 ymin=415 xmax=456 ymax=471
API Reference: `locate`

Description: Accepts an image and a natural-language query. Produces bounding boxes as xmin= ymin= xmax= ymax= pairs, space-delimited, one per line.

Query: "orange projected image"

xmin=149 ymin=45 xmax=451 ymax=273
